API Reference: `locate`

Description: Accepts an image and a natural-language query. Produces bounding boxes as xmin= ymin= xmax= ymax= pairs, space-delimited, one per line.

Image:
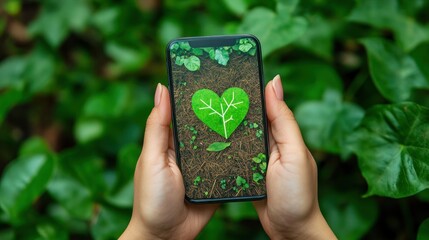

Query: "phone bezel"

xmin=166 ymin=34 xmax=269 ymax=203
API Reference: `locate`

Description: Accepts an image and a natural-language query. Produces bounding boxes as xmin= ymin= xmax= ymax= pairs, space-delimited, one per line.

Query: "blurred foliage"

xmin=0 ymin=0 xmax=429 ymax=239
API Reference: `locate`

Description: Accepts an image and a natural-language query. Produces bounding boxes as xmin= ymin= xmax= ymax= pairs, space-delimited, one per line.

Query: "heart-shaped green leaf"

xmin=192 ymin=88 xmax=249 ymax=139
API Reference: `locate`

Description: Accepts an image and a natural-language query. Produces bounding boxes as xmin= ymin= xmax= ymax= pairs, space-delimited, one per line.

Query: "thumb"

xmin=141 ymin=83 xmax=172 ymax=166
xmin=265 ymin=75 xmax=306 ymax=151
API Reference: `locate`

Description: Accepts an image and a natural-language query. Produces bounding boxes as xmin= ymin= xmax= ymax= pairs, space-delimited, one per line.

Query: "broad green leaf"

xmin=0 ymin=56 xmax=26 ymax=90
xmin=83 ymin=83 xmax=130 ymax=118
xmin=19 ymin=137 xmax=52 ymax=157
xmin=0 ymin=46 xmax=55 ymax=93
xmin=74 ymin=118 xmax=105 ymax=143
xmin=91 ymin=206 xmax=130 ymax=240
xmin=265 ymin=62 xmax=343 ymax=108
xmin=418 ymin=218 xmax=429 ymax=240
xmin=183 ymin=55 xmax=200 ymax=71
xmin=47 ymin=168 xmax=93 ymax=220
xmin=214 ymin=49 xmax=229 ymax=66
xmin=348 ymin=103 xmax=429 ymax=198
xmin=238 ymin=6 xmax=307 ymax=58
xmin=59 ymin=148 xmax=107 ymax=196
xmin=158 ymin=18 xmax=182 ymax=45
xmin=222 ymin=0 xmax=248 ymax=16
xmin=36 ymin=222 xmax=68 ymax=240
xmin=295 ymin=90 xmax=364 ymax=157
xmin=0 ymin=154 xmax=55 ymax=220
xmin=296 ymin=15 xmax=335 ymax=59
xmin=28 ymin=0 xmax=91 ymax=47
xmin=361 ymin=38 xmax=428 ymax=102
xmin=192 ymin=88 xmax=249 ymax=139
xmin=115 ymin=144 xmax=140 ymax=188
xmin=197 ymin=212 xmax=227 ymax=239
xmin=225 ymin=202 xmax=258 ymax=221
xmin=105 ymin=180 xmax=134 ymax=208
xmin=348 ymin=0 xmax=429 ymax=51
xmin=106 ymin=42 xmax=150 ymax=73
xmin=0 ymin=89 xmax=24 ymax=124
xmin=91 ymin=7 xmax=120 ymax=36
xmin=206 ymin=142 xmax=231 ymax=152
xmin=320 ymin=190 xmax=378 ymax=240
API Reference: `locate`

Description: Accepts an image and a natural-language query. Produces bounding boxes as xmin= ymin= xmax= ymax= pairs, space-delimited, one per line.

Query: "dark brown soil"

xmin=171 ymin=52 xmax=267 ymax=200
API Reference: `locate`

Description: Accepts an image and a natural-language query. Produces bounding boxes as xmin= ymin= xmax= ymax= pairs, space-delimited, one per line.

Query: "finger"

xmin=265 ymin=75 xmax=306 ymax=150
xmin=141 ymin=84 xmax=172 ymax=166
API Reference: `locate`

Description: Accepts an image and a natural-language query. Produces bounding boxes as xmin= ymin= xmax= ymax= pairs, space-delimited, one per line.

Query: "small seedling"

xmin=235 ymin=176 xmax=249 ymax=191
xmin=253 ymin=173 xmax=263 ymax=183
xmin=256 ymin=129 xmax=263 ymax=139
xmin=194 ymin=176 xmax=202 ymax=186
xmin=186 ymin=125 xmax=198 ymax=149
xmin=179 ymin=141 xmax=185 ymax=148
xmin=204 ymin=191 xmax=209 ymax=196
xmin=220 ymin=179 xmax=227 ymax=189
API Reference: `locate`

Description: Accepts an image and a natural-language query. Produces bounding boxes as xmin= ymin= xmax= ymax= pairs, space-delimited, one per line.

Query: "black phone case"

xmin=166 ymin=34 xmax=269 ymax=203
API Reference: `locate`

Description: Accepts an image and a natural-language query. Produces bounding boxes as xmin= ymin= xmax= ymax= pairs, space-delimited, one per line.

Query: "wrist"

xmin=269 ymin=210 xmax=337 ymax=240
xmin=119 ymin=219 xmax=166 ymax=240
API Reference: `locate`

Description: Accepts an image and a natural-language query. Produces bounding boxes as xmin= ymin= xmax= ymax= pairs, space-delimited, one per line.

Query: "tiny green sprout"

xmin=243 ymin=120 xmax=248 ymax=126
xmin=194 ymin=176 xmax=201 ymax=186
xmin=193 ymin=146 xmax=198 ymax=150
xmin=256 ymin=129 xmax=263 ymax=139
xmin=220 ymin=179 xmax=227 ymax=189
xmin=253 ymin=173 xmax=263 ymax=183
xmin=179 ymin=142 xmax=185 ymax=148
xmin=204 ymin=191 xmax=209 ymax=196
xmin=236 ymin=176 xmax=249 ymax=190
xmin=259 ymin=162 xmax=267 ymax=173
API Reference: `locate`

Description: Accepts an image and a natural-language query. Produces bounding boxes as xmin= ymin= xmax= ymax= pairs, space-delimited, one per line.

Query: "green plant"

xmin=233 ymin=176 xmax=250 ymax=193
xmin=194 ymin=176 xmax=202 ymax=186
xmin=192 ymin=88 xmax=250 ymax=139
xmin=1 ymin=0 xmax=429 ymax=239
xmin=220 ymin=179 xmax=227 ymax=190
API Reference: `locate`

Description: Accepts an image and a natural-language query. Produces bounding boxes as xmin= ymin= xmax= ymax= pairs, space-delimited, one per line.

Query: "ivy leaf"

xmin=348 ymin=102 xmax=429 ymax=198
xmin=0 ymin=154 xmax=55 ymax=221
xmin=206 ymin=142 xmax=231 ymax=152
xmin=320 ymin=190 xmax=378 ymax=240
xmin=348 ymin=0 xmax=429 ymax=51
xmin=361 ymin=38 xmax=428 ymax=102
xmin=183 ymin=56 xmax=200 ymax=71
xmin=239 ymin=3 xmax=307 ymax=58
xmin=214 ymin=49 xmax=229 ymax=66
xmin=295 ymin=90 xmax=364 ymax=158
xmin=28 ymin=0 xmax=91 ymax=47
xmin=192 ymin=88 xmax=249 ymax=139
xmin=417 ymin=218 xmax=429 ymax=240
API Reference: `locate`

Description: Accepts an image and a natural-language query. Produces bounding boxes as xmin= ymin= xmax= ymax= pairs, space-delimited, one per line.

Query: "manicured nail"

xmin=154 ymin=83 xmax=163 ymax=107
xmin=272 ymin=74 xmax=283 ymax=100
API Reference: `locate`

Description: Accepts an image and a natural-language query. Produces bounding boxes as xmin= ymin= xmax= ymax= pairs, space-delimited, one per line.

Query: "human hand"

xmin=253 ymin=75 xmax=336 ymax=240
xmin=120 ymin=84 xmax=218 ymax=240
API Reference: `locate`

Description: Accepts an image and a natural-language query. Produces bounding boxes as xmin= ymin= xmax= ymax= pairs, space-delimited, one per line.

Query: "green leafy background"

xmin=0 ymin=0 xmax=429 ymax=239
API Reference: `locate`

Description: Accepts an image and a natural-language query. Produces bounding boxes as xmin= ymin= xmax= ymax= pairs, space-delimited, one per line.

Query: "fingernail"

xmin=154 ymin=83 xmax=163 ymax=107
xmin=272 ymin=74 xmax=283 ymax=100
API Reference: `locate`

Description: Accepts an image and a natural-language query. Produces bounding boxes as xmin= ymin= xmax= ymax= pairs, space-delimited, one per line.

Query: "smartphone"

xmin=166 ymin=34 xmax=269 ymax=203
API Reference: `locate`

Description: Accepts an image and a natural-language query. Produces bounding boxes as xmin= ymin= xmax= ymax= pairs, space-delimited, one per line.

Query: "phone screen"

xmin=167 ymin=35 xmax=268 ymax=202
